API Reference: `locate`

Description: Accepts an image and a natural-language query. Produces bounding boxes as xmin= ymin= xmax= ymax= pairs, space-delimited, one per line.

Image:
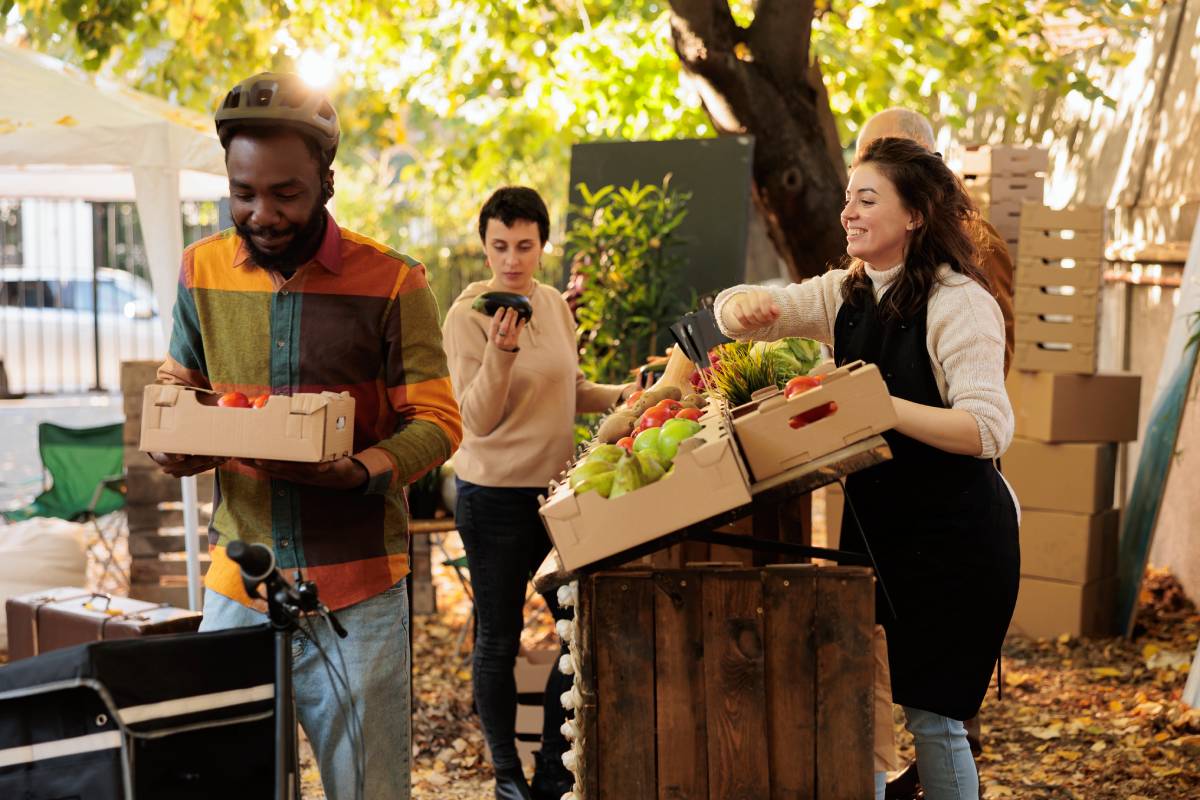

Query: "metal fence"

xmin=0 ymin=198 xmax=219 ymax=396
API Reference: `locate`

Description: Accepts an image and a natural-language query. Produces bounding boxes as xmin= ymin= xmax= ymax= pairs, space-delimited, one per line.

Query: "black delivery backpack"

xmin=0 ymin=624 xmax=275 ymax=799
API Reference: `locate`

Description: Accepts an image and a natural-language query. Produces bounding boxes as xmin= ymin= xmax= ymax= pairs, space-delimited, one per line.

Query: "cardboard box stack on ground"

xmin=1003 ymin=372 xmax=1142 ymax=639
xmin=121 ymin=362 xmax=213 ymax=607
xmin=960 ymin=144 xmax=1049 ymax=259
xmin=513 ymin=645 xmax=558 ymax=769
xmin=1013 ymin=203 xmax=1106 ymax=374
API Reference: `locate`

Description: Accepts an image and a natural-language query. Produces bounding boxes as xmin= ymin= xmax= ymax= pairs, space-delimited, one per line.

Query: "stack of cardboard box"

xmin=1003 ymin=207 xmax=1141 ymax=636
xmin=1013 ymin=204 xmax=1106 ymax=374
xmin=960 ymin=144 xmax=1049 ymax=261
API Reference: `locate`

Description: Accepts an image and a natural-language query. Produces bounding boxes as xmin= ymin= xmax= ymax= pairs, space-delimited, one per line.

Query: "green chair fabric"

xmin=3 ymin=422 xmax=125 ymax=523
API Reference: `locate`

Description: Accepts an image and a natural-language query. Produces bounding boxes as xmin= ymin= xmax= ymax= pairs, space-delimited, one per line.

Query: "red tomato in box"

xmin=217 ymin=391 xmax=250 ymax=408
xmin=676 ymin=407 xmax=702 ymax=422
xmin=654 ymin=399 xmax=683 ymax=414
xmin=250 ymin=394 xmax=270 ymax=409
xmin=784 ymin=374 xmax=823 ymax=399
xmin=788 ymin=401 xmax=838 ymax=429
xmin=625 ymin=389 xmax=644 ymax=408
xmin=616 ymin=436 xmax=635 ymax=453
xmin=637 ymin=406 xmax=672 ymax=430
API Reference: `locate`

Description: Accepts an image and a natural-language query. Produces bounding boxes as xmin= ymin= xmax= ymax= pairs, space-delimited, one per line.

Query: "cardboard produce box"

xmin=1013 ymin=341 xmax=1098 ymax=375
xmin=1006 ymin=370 xmax=1141 ymax=442
xmin=729 ymin=360 xmax=898 ymax=483
xmin=1013 ymin=284 xmax=1100 ymax=374
xmin=983 ymin=202 xmax=1023 ymax=241
xmin=1004 ymin=439 xmax=1116 ymax=513
xmin=965 ymin=175 xmax=1045 ymax=206
xmin=1019 ymin=508 xmax=1118 ymax=584
xmin=1019 ymin=203 xmax=1106 ymax=232
xmin=1009 ymin=575 xmax=1116 ymax=638
xmin=139 ymin=384 xmax=355 ymax=463
xmin=539 ymin=412 xmax=752 ymax=572
xmin=960 ymin=144 xmax=1049 ymax=177
xmin=1017 ymin=229 xmax=1105 ymax=260
xmin=1016 ymin=257 xmax=1104 ymax=289
xmin=1018 ymin=203 xmax=1106 ymax=260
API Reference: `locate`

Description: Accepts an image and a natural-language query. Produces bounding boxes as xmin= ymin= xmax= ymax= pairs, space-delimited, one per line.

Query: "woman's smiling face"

xmin=840 ymin=162 xmax=918 ymax=269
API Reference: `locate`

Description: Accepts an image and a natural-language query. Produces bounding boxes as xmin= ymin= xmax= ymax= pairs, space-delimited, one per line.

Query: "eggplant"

xmin=471 ymin=291 xmax=534 ymax=323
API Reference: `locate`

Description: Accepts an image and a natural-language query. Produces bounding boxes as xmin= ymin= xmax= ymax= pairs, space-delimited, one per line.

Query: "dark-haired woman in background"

xmin=715 ymin=138 xmax=1019 ymax=800
xmin=442 ymin=186 xmax=634 ymax=800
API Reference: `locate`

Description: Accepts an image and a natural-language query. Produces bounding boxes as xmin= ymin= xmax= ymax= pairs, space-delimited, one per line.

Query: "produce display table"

xmin=535 ymin=435 xmax=892 ymax=799
xmin=534 ymin=434 xmax=891 ymax=594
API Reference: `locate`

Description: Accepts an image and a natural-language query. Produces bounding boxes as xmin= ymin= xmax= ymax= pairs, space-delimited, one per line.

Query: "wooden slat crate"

xmin=574 ymin=565 xmax=874 ymax=799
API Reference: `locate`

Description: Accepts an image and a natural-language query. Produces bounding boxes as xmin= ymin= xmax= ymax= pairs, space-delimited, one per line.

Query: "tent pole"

xmin=181 ymin=474 xmax=201 ymax=611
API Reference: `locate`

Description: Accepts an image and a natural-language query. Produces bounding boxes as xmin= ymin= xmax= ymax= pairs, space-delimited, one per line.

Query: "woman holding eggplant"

xmin=442 ymin=186 xmax=635 ymax=800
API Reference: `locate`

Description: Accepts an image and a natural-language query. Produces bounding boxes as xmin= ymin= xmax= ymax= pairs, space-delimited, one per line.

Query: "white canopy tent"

xmin=0 ymin=40 xmax=228 ymax=610
xmin=0 ymin=40 xmax=227 ymax=326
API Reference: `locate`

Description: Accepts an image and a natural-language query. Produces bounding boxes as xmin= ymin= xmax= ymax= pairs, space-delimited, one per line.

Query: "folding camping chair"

xmin=1 ymin=421 xmax=128 ymax=587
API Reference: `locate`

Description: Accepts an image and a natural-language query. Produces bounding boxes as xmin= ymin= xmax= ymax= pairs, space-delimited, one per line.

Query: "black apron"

xmin=835 ymin=288 xmax=1020 ymax=721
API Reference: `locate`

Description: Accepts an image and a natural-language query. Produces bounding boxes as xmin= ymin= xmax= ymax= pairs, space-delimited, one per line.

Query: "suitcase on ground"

xmin=5 ymin=586 xmax=202 ymax=661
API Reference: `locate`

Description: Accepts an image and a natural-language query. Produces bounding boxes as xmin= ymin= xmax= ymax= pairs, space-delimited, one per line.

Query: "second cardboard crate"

xmin=729 ymin=360 xmax=897 ymax=483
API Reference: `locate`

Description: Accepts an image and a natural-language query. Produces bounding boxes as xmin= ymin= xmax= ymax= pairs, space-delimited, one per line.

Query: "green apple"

xmin=657 ymin=418 xmax=703 ymax=462
xmin=632 ymin=427 xmax=662 ymax=455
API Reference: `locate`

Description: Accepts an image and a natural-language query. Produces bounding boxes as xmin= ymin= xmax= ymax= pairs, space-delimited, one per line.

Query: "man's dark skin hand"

xmin=149 ymin=452 xmax=368 ymax=490
xmin=149 ymin=452 xmax=229 ymax=477
xmin=246 ymin=456 xmax=368 ymax=490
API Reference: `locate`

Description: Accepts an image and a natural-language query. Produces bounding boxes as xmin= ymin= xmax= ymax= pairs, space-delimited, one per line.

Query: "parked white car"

xmin=0 ymin=267 xmax=166 ymax=395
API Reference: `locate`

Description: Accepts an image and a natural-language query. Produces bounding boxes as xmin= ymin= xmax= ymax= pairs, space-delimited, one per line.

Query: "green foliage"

xmin=812 ymin=0 xmax=1155 ymax=144
xmin=705 ymin=338 xmax=823 ymax=407
xmin=3 ymin=0 xmax=1158 ymax=264
xmin=566 ymin=176 xmax=691 ymax=385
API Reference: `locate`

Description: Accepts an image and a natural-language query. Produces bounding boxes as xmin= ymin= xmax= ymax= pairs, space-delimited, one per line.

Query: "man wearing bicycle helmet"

xmin=149 ymin=73 xmax=462 ymax=799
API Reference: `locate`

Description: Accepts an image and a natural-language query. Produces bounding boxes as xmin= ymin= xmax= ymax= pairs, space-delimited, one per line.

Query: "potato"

xmin=642 ymin=385 xmax=683 ymax=406
xmin=596 ymin=411 xmax=637 ymax=444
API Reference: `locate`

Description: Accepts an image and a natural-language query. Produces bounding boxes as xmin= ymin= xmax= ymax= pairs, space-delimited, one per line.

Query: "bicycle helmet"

xmin=215 ymin=73 xmax=340 ymax=164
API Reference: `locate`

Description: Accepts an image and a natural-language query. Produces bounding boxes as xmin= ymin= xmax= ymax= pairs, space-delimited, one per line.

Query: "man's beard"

xmin=235 ymin=202 xmax=327 ymax=271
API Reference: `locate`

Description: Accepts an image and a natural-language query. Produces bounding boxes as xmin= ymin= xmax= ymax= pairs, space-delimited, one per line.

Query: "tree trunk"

xmin=667 ymin=0 xmax=848 ymax=281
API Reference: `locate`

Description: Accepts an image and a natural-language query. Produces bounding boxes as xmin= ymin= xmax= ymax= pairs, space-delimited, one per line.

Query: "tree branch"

xmin=748 ymin=0 xmax=814 ymax=86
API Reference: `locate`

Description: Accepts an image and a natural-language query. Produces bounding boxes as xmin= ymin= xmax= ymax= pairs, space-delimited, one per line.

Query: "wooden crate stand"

xmin=575 ymin=565 xmax=874 ymax=799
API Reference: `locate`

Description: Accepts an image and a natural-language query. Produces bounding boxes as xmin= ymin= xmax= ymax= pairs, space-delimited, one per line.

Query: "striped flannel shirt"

xmin=157 ymin=213 xmax=462 ymax=610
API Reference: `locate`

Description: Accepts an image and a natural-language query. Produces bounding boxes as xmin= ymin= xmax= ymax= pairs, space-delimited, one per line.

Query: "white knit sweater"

xmin=713 ymin=264 xmax=1014 ymax=460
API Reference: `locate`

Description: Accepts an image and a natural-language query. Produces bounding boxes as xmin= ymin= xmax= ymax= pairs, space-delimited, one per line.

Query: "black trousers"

xmin=455 ymin=480 xmax=572 ymax=771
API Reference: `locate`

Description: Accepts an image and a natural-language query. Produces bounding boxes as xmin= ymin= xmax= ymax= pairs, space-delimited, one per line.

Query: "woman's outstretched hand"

xmin=723 ymin=289 xmax=780 ymax=336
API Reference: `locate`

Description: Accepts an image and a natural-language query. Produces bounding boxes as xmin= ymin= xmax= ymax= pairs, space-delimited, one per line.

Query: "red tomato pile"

xmin=217 ymin=391 xmax=271 ymax=409
xmin=782 ymin=374 xmax=837 ymax=429
xmin=615 ymin=398 xmax=704 ymax=451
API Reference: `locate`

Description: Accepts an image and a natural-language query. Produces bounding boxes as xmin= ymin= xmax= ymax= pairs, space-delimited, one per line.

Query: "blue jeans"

xmin=902 ymin=705 xmax=978 ymax=800
xmin=199 ymin=583 xmax=411 ymax=800
xmin=455 ymin=480 xmax=572 ymax=773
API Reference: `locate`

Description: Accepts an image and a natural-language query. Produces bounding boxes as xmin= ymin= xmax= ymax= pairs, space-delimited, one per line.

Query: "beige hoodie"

xmin=442 ymin=280 xmax=628 ymax=488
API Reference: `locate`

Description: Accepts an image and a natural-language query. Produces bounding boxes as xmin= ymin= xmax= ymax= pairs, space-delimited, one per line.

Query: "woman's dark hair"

xmin=841 ymin=137 xmax=991 ymax=321
xmin=478 ymin=186 xmax=550 ymax=245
